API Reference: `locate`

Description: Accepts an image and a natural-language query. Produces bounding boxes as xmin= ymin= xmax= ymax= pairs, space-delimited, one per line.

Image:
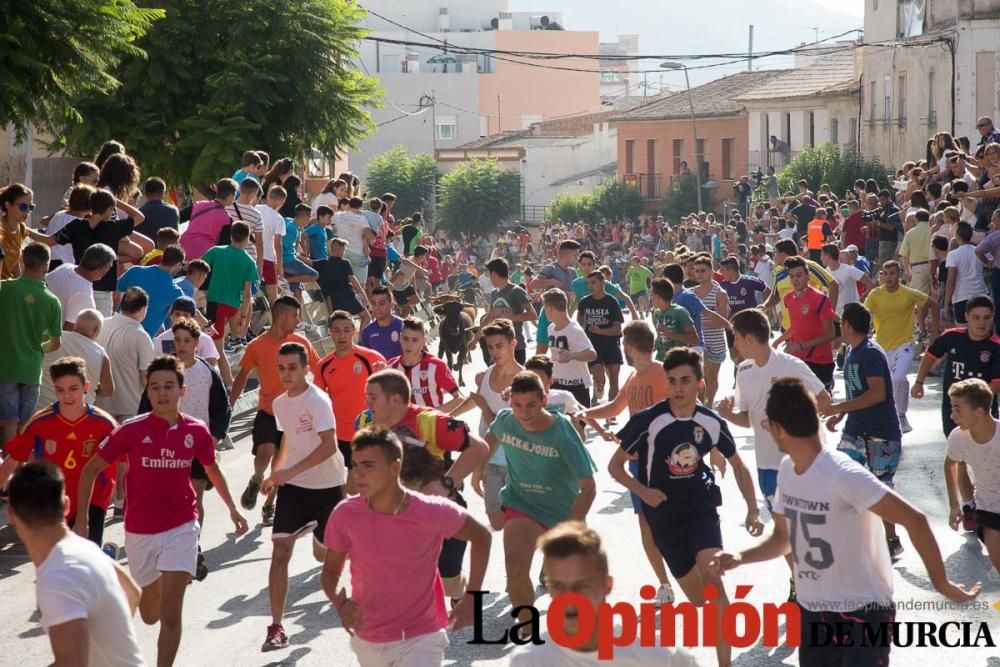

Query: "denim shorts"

xmin=283 ymin=257 xmax=318 ymax=280
xmin=837 ymin=432 xmax=901 ymax=486
xmin=0 ymin=382 xmax=40 ymax=421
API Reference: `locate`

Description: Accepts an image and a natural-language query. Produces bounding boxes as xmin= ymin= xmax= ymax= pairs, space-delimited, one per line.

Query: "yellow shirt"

xmin=774 ymin=258 xmax=834 ymax=330
xmin=0 ymin=221 xmax=26 ymax=279
xmin=864 ymin=284 xmax=927 ymax=350
xmin=899 ymin=221 xmax=931 ymax=264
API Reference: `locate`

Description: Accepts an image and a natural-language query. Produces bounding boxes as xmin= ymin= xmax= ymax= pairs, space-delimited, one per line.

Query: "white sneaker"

xmin=655 ymin=581 xmax=675 ymax=605
xmin=899 ymin=414 xmax=913 ymax=434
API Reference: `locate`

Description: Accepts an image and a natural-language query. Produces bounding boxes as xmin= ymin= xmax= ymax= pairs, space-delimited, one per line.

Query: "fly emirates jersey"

xmin=5 ymin=403 xmax=118 ymax=519
xmin=96 ymin=413 xmax=216 ymax=534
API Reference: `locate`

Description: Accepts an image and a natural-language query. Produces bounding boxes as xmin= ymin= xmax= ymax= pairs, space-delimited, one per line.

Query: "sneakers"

xmin=261 ymin=624 xmax=289 ymax=652
xmin=898 ymin=414 xmax=913 ymax=434
xmin=241 ymin=477 xmax=261 ymax=511
xmin=101 ymin=542 xmax=119 ymax=560
xmin=262 ymin=503 xmax=275 ymax=527
xmin=655 ymin=581 xmax=675 ymax=605
xmin=113 ymin=502 xmax=124 ymax=519
xmin=962 ymin=502 xmax=978 ymax=532
xmin=195 ymin=548 xmax=209 ymax=582
xmin=887 ymin=536 xmax=904 ymax=561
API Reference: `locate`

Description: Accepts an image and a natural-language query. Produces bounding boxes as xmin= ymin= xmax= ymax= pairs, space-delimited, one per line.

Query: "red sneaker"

xmin=261 ymin=624 xmax=288 ymax=652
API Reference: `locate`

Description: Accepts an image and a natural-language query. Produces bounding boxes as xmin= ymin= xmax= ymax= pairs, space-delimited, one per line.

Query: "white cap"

xmin=845 ymin=244 xmax=859 ymax=253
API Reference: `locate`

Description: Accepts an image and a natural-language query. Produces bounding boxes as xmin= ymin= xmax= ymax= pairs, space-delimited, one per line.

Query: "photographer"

xmin=734 ymin=175 xmax=753 ymax=219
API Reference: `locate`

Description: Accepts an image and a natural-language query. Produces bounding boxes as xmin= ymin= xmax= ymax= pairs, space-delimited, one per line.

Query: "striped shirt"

xmin=387 ymin=352 xmax=459 ymax=408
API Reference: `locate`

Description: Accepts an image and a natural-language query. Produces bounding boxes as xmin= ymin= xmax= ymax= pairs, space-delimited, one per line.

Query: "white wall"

xmin=361 ymin=0 xmax=508 ymax=33
xmin=522 ymin=123 xmax=617 ymax=207
xmin=863 ymin=0 xmax=898 ymax=42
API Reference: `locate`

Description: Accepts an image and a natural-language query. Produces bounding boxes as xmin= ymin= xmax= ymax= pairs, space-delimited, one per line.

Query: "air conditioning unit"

xmin=529 ymin=15 xmax=551 ymax=30
xmin=480 ymin=17 xmax=499 ymax=30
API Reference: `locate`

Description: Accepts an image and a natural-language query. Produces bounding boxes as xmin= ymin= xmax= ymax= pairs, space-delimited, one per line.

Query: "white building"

xmin=861 ymin=0 xmax=1000 ymax=167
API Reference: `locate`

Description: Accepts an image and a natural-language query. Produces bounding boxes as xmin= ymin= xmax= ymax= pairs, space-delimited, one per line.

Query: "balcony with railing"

xmin=748 ymin=150 xmax=799 ymax=173
xmin=621 ymin=173 xmax=664 ymax=200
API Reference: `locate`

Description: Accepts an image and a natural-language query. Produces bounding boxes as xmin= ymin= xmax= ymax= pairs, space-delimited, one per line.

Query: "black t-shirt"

xmin=791 ymin=204 xmax=817 ymax=236
xmin=55 ymin=217 xmax=134 ymax=292
xmin=734 ymin=182 xmax=752 ymax=202
xmin=927 ymin=328 xmax=1000 ymax=415
xmin=578 ymin=293 xmax=624 ymax=347
xmin=314 ymin=256 xmax=354 ymax=299
xmin=135 ymin=200 xmax=179 ymax=238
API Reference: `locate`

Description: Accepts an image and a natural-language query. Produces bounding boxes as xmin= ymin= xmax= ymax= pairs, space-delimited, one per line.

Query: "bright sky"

xmin=510 ymin=0 xmax=866 ymax=88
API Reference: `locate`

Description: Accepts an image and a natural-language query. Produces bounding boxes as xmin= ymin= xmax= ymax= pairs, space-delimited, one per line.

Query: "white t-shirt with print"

xmin=45 ymin=263 xmax=95 ymax=325
xmin=256 ymin=205 xmax=286 ymax=263
xmin=37 ymin=534 xmax=145 ymax=666
xmin=735 ymin=350 xmax=827 ymax=470
xmin=273 ymin=384 xmax=345 ymax=489
xmin=828 ymin=263 xmax=865 ymax=315
xmin=547 ymin=320 xmax=595 ymax=388
xmin=333 ymin=210 xmax=368 ymax=257
xmin=548 ymin=388 xmax=583 ymax=415
xmin=947 ymin=422 xmax=1000 ymax=513
xmin=774 ymin=449 xmax=893 ymax=612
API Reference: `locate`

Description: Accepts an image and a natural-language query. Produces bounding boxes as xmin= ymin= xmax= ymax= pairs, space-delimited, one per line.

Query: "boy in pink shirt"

xmin=322 ymin=425 xmax=491 ymax=666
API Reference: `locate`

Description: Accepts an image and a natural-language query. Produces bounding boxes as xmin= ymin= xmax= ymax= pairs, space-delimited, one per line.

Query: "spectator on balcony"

xmin=976 ymin=117 xmax=1000 ymax=150
xmin=769 ymin=135 xmax=791 ymax=160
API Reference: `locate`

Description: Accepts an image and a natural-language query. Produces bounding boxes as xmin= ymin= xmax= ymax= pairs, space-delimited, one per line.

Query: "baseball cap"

xmin=845 ymin=244 xmax=859 ymax=253
xmin=170 ymin=296 xmax=197 ymax=314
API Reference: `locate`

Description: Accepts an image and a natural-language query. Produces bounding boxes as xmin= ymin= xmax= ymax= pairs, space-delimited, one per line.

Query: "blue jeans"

xmin=0 ymin=382 xmax=40 ymax=421
xmin=283 ymin=257 xmax=318 ymax=281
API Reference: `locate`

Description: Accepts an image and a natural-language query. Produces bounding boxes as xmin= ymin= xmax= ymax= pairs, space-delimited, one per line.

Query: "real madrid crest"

xmin=183 ymin=433 xmax=194 ymax=449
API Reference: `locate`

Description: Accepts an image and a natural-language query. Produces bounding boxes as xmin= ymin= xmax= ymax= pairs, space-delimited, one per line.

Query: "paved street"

xmin=3 ymin=327 xmax=1000 ymax=666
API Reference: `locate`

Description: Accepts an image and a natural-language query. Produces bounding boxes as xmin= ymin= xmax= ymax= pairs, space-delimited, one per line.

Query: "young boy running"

xmin=259 ymin=342 xmax=346 ymax=652
xmin=75 ymin=355 xmax=248 ymax=667
xmin=542 ymin=288 xmax=597 ymax=408
xmin=387 ymin=316 xmax=465 ymax=413
xmin=651 ymin=278 xmax=699 ymax=362
xmin=610 ymin=348 xmax=762 ymax=667
xmin=579 ymin=321 xmax=676 ymax=603
xmin=577 ymin=270 xmax=625 ymax=406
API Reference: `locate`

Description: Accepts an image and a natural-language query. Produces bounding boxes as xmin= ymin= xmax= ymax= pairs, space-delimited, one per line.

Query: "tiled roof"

xmin=734 ymin=50 xmax=859 ymax=102
xmin=457 ymin=130 xmax=530 ymax=149
xmin=610 ymin=70 xmax=790 ymax=122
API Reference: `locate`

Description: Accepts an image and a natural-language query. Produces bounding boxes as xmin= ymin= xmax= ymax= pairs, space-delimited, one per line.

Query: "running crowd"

xmin=2 ymin=122 xmax=1000 ymax=666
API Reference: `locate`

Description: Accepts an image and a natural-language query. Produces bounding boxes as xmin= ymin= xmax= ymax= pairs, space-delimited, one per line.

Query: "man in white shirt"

xmin=259 ymin=341 xmax=346 ymax=652
xmin=45 ymin=243 xmax=115 ymax=331
xmin=333 ymin=197 xmax=373 ymax=279
xmin=946 ymin=221 xmax=988 ymax=324
xmin=37 ymin=309 xmax=114 ymax=410
xmin=255 ymin=186 xmax=287 ymax=304
xmin=820 ymin=244 xmax=872 ymax=316
xmin=719 ymin=377 xmax=979 ymax=666
xmin=96 ymin=287 xmax=155 ymax=422
xmin=542 ymin=289 xmax=597 ymax=408
xmin=7 ymin=461 xmax=146 ymax=666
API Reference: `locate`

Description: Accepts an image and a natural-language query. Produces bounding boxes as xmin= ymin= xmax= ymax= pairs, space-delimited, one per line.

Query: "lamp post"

xmin=660 ymin=61 xmax=702 ymax=213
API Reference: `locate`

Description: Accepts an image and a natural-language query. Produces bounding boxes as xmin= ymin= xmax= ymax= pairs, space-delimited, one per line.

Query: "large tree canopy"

xmin=365 ymin=146 xmax=437 ymax=220
xmin=54 ymin=0 xmax=381 ymax=187
xmin=0 ymin=0 xmax=163 ymax=140
xmin=436 ymin=159 xmax=520 ymax=238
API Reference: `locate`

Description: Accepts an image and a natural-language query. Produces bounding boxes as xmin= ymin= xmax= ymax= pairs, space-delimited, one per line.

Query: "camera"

xmin=751 ymin=168 xmax=764 ymax=186
xmin=860 ymin=207 xmax=884 ymax=222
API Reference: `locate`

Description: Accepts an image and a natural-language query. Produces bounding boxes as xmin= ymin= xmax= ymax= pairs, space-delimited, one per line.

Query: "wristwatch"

xmin=441 ymin=476 xmax=456 ymax=495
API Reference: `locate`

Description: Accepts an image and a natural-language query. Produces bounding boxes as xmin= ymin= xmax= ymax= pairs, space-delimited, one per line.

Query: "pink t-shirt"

xmin=97 ymin=413 xmax=216 ymax=534
xmin=180 ymin=201 xmax=232 ymax=259
xmin=324 ymin=491 xmax=467 ymax=643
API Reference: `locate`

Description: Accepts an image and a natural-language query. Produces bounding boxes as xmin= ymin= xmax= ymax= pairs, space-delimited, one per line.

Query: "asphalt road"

xmin=3 ymin=323 xmax=1000 ymax=666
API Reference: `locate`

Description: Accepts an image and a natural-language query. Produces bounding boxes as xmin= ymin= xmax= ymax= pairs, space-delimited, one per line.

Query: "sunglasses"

xmin=17 ymin=203 xmax=35 ymax=213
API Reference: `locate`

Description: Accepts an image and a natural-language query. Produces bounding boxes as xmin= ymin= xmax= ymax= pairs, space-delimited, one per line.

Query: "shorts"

xmin=588 ymin=340 xmax=624 ymax=367
xmin=909 ymin=262 xmax=931 ymax=294
xmin=646 ymin=507 xmax=723 ymax=578
xmin=366 ymin=255 xmax=387 ymax=283
xmin=205 ymin=302 xmax=239 ymax=340
xmin=757 ymin=468 xmax=778 ymax=511
xmin=438 ymin=493 xmax=468 ymax=578
xmin=344 ymin=251 xmax=366 ymax=279
xmin=976 ymin=508 xmax=1000 ymax=542
xmin=838 ymin=432 xmax=901 ymax=486
xmin=502 ymin=505 xmax=550 ymax=530
xmin=0 ymin=382 xmax=40 ymax=421
xmin=393 ymin=286 xmax=417 ymax=306
xmin=67 ymin=504 xmax=108 ymax=546
xmin=251 ymin=411 xmax=284 ymax=455
xmin=262 ymin=260 xmax=278 ymax=286
xmin=806 ymin=361 xmax=835 ymax=393
xmin=125 ymin=519 xmax=200 ymax=587
xmin=350 ymin=629 xmax=448 ymax=667
xmin=337 ymin=440 xmax=354 ymax=469
xmin=328 ymin=291 xmax=364 ymax=316
xmin=798 ymin=603 xmax=894 ymax=666
xmin=631 ymin=290 xmax=648 ymax=300
xmin=273 ymin=483 xmax=343 ymax=542
xmin=551 ymin=380 xmax=591 ymax=408
xmin=190 ymin=457 xmax=214 ymax=491
xmin=284 ymin=257 xmax=319 ymax=282
xmin=703 ymin=335 xmax=728 ymax=364
xmin=483 ymin=463 xmax=507 ymax=514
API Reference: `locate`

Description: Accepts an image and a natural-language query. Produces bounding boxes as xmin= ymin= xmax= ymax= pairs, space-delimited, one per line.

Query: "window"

xmin=435 ymin=115 xmax=457 ymax=141
xmin=625 ymin=140 xmax=635 ymax=174
xmin=927 ymin=69 xmax=936 ymax=126
xmin=601 ymin=71 xmax=618 ymax=82
xmin=696 ymin=138 xmax=708 ymax=180
xmin=831 ymin=118 xmax=839 ymax=145
xmin=721 ymin=138 xmax=734 ymax=180
xmin=646 ymin=139 xmax=658 ymax=198
xmin=672 ymin=139 xmax=683 ymax=174
xmin=897 ymin=73 xmax=907 ymax=127
xmin=849 ymin=118 xmax=858 ymax=151
xmin=808 ymin=111 xmax=816 ymax=147
xmin=869 ymin=81 xmax=877 ymax=125
xmin=883 ymin=75 xmax=891 ymax=126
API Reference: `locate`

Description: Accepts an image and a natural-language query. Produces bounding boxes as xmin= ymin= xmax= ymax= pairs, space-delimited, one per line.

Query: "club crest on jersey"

xmin=83 ymin=439 xmax=98 ymax=456
xmin=800 ymin=304 xmax=809 ymax=314
xmin=353 ymin=362 xmax=363 ymax=374
xmin=692 ymin=425 xmax=705 ymax=444
xmin=982 ymin=351 xmax=992 ymax=363
xmin=44 ymin=439 xmax=57 ymax=455
xmin=667 ymin=443 xmax=700 ymax=476
xmin=740 ymin=288 xmax=747 ymax=296
xmin=391 ymin=331 xmax=400 ymax=342
xmin=183 ymin=433 xmax=194 ymax=449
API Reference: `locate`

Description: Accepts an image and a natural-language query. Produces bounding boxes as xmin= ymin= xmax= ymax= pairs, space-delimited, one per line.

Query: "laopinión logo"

xmin=467 ymin=585 xmax=998 ymax=660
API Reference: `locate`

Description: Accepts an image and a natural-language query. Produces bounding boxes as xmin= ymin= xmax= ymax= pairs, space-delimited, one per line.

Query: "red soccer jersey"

xmin=5 ymin=404 xmax=118 ymax=519
xmin=784 ymin=286 xmax=837 ymax=364
xmin=97 ymin=413 xmax=216 ymax=534
xmin=387 ymin=352 xmax=458 ymax=408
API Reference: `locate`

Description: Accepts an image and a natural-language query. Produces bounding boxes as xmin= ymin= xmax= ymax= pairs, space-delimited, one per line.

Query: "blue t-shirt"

xmin=281 ymin=218 xmax=299 ymax=263
xmin=232 ymin=170 xmax=250 ymax=184
xmin=843 ymin=338 xmax=901 ymax=440
xmin=360 ymin=317 xmax=404 ymax=359
xmin=854 ymin=256 xmax=872 ymax=274
xmin=174 ymin=276 xmax=195 ymax=299
xmin=455 ymin=271 xmax=475 ymax=288
xmin=617 ymin=399 xmax=736 ymax=518
xmin=304 ymin=223 xmax=331 ymax=261
xmin=673 ymin=288 xmax=705 ymax=345
xmin=490 ymin=409 xmax=597 ymax=527
xmin=117 ymin=265 xmax=184 ymax=338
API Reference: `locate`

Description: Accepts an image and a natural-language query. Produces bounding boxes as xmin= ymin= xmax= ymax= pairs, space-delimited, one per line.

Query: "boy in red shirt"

xmin=773 ymin=256 xmax=838 ymax=391
xmin=0 ymin=357 xmax=118 ymax=545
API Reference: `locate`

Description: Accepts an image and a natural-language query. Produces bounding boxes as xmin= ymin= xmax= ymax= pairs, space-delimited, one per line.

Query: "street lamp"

xmin=660 ymin=61 xmax=702 ymax=213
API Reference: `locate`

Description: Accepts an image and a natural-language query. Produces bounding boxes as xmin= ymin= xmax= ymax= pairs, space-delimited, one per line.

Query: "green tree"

xmin=660 ymin=176 xmax=700 ymax=221
xmin=548 ymin=192 xmax=595 ymax=224
xmin=54 ymin=0 xmax=380 ymax=188
xmin=0 ymin=0 xmax=163 ymax=140
xmin=592 ymin=179 xmax=645 ymax=221
xmin=365 ymin=146 xmax=437 ymax=220
xmin=436 ymin=159 xmax=520 ymax=238
xmin=778 ymin=143 xmax=888 ymax=198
